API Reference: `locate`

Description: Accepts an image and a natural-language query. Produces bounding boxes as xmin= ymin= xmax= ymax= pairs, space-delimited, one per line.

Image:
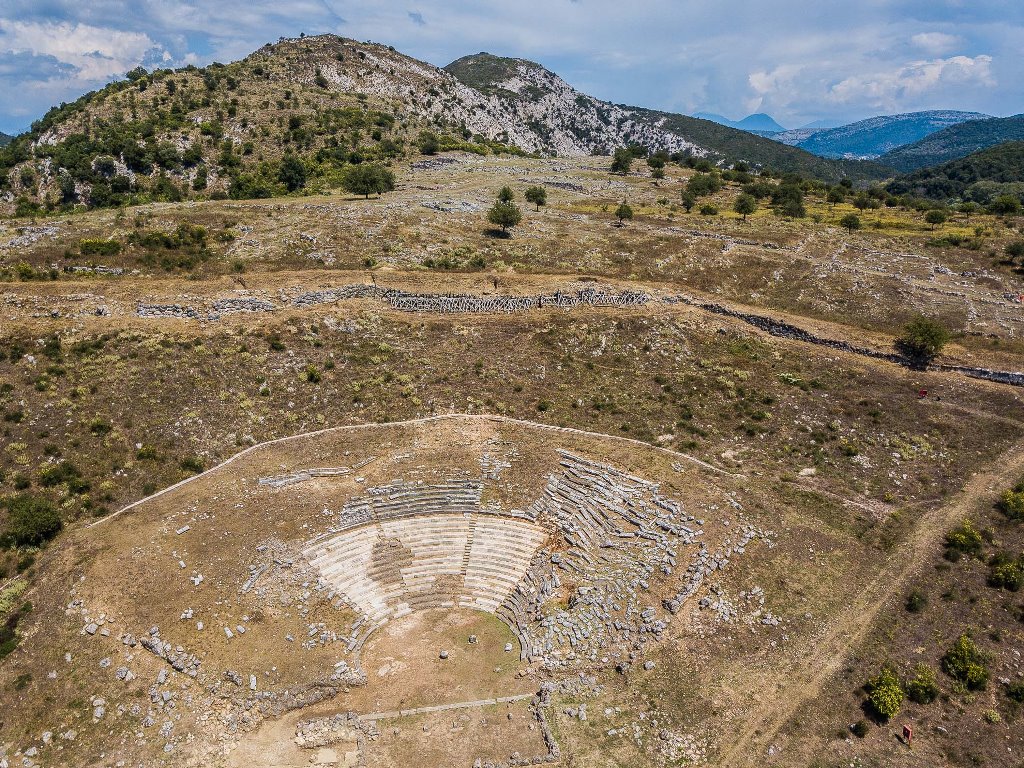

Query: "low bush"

xmin=942 ymin=634 xmax=989 ymax=690
xmin=905 ymin=589 xmax=928 ymax=612
xmin=1 ymin=495 xmax=62 ymax=547
xmin=865 ymin=665 xmax=904 ymax=721
xmin=38 ymin=461 xmax=89 ymax=493
xmin=987 ymin=553 xmax=1024 ymax=591
xmin=905 ymin=663 xmax=939 ymax=704
xmin=998 ymin=480 xmax=1024 ymax=521
xmin=79 ymin=239 xmax=121 ymax=257
xmin=944 ymin=519 xmax=984 ymax=561
xmin=179 ymin=456 xmax=205 ymax=474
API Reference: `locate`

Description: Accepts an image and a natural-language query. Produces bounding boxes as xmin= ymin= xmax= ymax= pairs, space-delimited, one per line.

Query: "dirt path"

xmin=359 ymin=693 xmax=534 ymax=721
xmin=717 ymin=434 xmax=1024 ymax=767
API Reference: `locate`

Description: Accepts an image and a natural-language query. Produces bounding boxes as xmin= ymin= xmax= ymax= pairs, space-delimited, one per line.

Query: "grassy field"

xmin=1 ymin=152 xmax=1023 ymax=767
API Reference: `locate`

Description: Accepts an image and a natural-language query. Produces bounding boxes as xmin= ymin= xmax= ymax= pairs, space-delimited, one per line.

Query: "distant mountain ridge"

xmin=771 ymin=110 xmax=989 ymax=159
xmin=879 ymin=114 xmax=1024 ymax=172
xmin=0 ymin=132 xmax=11 ymax=147
xmin=443 ymin=53 xmax=884 ymax=180
xmin=692 ymin=112 xmax=787 ymax=132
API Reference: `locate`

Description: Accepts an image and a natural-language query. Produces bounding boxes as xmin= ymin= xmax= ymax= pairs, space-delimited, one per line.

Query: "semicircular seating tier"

xmin=300 ymin=452 xmax=767 ymax=668
xmin=302 ymin=478 xmax=549 ymax=653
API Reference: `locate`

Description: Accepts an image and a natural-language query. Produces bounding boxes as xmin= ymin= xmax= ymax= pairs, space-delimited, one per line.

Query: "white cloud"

xmin=0 ymin=19 xmax=165 ymax=83
xmin=910 ymin=31 xmax=961 ymax=55
xmin=827 ymin=54 xmax=995 ymax=110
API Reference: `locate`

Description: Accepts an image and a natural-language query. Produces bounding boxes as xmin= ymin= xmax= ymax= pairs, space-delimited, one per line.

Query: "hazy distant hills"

xmin=0 ymin=132 xmax=12 ymax=147
xmin=692 ymin=112 xmax=787 ymax=133
xmin=690 ymin=109 xmax=995 ymax=164
xmin=879 ymin=115 xmax=1024 ymax=173
xmin=771 ymin=111 xmax=989 ymax=159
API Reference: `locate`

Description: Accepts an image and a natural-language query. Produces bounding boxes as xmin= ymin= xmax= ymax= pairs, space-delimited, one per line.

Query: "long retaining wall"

xmin=129 ymin=282 xmax=1023 ymax=388
xmin=672 ymin=296 xmax=1024 ymax=388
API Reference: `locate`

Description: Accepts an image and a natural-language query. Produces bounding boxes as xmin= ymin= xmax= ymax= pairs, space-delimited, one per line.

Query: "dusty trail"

xmin=717 ymin=433 xmax=1024 ymax=767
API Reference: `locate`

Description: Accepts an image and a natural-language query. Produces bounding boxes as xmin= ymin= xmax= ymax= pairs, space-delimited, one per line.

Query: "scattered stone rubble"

xmin=496 ymin=450 xmax=768 ymax=670
xmin=294 ymin=712 xmax=365 ymax=749
xmin=136 ymin=303 xmax=201 ymax=319
xmin=211 ymin=297 xmax=276 ymax=314
xmin=138 ymin=627 xmax=202 ymax=678
xmin=258 ymin=466 xmax=352 ymax=488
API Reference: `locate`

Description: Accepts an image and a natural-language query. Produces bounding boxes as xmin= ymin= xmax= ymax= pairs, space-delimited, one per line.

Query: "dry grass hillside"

xmin=0 ymin=50 xmax=1023 ymax=768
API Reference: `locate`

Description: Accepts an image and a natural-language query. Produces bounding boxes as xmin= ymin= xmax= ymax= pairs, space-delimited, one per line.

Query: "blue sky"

xmin=0 ymin=1 xmax=1021 ymax=134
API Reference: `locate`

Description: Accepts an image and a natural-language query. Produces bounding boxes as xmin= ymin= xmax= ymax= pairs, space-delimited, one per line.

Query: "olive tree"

xmin=525 ymin=185 xmax=547 ymax=211
xmin=733 ymin=193 xmax=756 ymax=221
xmin=341 ymin=164 xmax=396 ymax=198
xmin=897 ymin=315 xmax=950 ymax=365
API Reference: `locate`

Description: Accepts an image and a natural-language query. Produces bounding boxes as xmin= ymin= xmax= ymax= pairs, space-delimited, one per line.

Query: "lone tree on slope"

xmin=497 ymin=185 xmax=515 ymax=203
xmin=924 ymin=209 xmax=948 ymax=230
xmin=897 ymin=315 xmax=950 ymax=366
xmin=615 ymin=201 xmax=634 ymax=226
xmin=278 ymin=154 xmax=307 ymax=192
xmin=487 ymin=197 xmax=522 ymax=236
xmin=525 ymin=185 xmax=547 ymax=211
xmin=610 ymin=148 xmax=633 ymax=175
xmin=733 ymin=193 xmax=756 ymax=221
xmin=826 ymin=187 xmax=846 ymax=207
xmin=840 ymin=213 xmax=861 ymax=233
xmin=341 ymin=164 xmax=396 ymax=198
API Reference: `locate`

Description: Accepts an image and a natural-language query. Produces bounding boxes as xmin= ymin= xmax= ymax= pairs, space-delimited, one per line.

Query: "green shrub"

xmin=88 ymin=417 xmax=112 ymax=435
xmin=179 ymin=456 xmax=204 ymax=474
xmin=304 ymin=365 xmax=322 ymax=384
xmin=944 ymin=519 xmax=983 ymax=560
xmin=905 ymin=589 xmax=928 ymax=613
xmin=1007 ymin=681 xmax=1024 ymax=703
xmin=699 ymin=204 xmax=718 ymax=216
xmin=79 ymin=239 xmax=121 ymax=257
xmin=38 ymin=461 xmax=89 ymax=493
xmin=851 ymin=720 xmax=869 ymax=737
xmin=905 ymin=663 xmax=939 ymax=704
xmin=2 ymin=495 xmax=62 ymax=547
xmin=942 ymin=634 xmax=989 ymax=690
xmin=865 ymin=665 xmax=904 ymax=721
xmin=897 ymin=315 xmax=950 ymax=364
xmin=998 ymin=481 xmax=1024 ymax=521
xmin=987 ymin=553 xmax=1024 ymax=591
